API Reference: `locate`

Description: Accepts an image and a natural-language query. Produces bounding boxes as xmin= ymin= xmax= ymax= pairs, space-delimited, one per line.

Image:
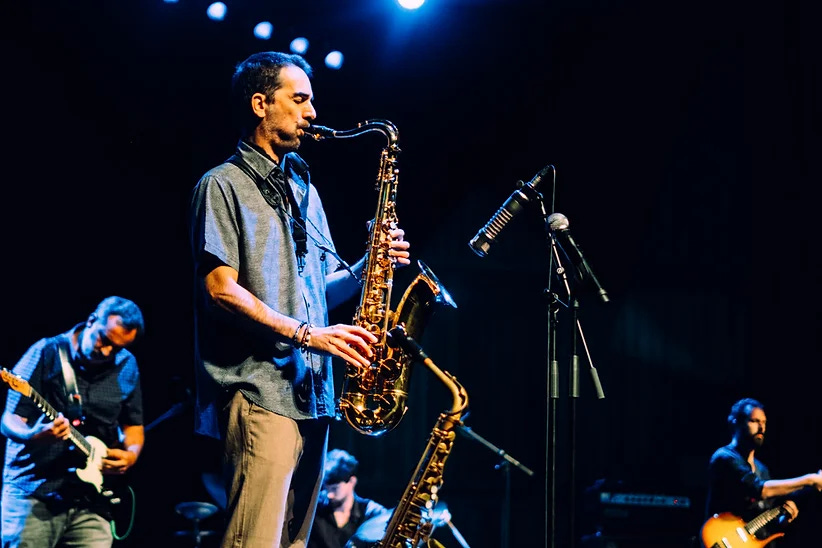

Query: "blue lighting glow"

xmin=290 ymin=37 xmax=309 ymax=55
xmin=254 ymin=21 xmax=273 ymax=40
xmin=324 ymin=51 xmax=344 ymax=70
xmin=163 ymin=0 xmax=179 ymax=3
xmin=397 ymin=0 xmax=425 ymax=9
xmin=206 ymin=2 xmax=227 ymax=21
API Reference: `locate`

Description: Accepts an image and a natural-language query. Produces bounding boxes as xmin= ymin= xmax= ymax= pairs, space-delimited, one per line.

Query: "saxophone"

xmin=306 ymin=120 xmax=457 ymax=436
xmin=376 ymin=325 xmax=469 ymax=548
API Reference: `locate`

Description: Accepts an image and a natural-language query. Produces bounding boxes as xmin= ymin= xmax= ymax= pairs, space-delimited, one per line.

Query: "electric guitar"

xmin=0 ymin=367 xmax=122 ymax=513
xmin=701 ymin=506 xmax=785 ymax=548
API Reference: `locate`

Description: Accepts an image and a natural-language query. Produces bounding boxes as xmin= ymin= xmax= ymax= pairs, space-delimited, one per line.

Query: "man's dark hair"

xmin=323 ymin=448 xmax=358 ymax=485
xmin=93 ymin=296 xmax=145 ymax=338
xmin=727 ymin=397 xmax=764 ymax=430
xmin=231 ymin=51 xmax=313 ymax=134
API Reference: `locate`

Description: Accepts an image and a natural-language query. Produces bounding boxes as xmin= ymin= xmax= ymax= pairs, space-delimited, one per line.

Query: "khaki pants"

xmin=221 ymin=391 xmax=328 ymax=548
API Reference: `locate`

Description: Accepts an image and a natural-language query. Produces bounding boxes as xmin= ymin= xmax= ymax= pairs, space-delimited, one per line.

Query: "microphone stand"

xmin=547 ymin=219 xmax=606 ymax=548
xmin=533 ymin=189 xmax=563 ymax=548
xmin=455 ymin=424 xmax=534 ymax=548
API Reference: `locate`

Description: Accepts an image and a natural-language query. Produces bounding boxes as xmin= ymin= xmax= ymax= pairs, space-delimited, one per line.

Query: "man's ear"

xmin=250 ymin=93 xmax=268 ymax=119
xmin=350 ymin=476 xmax=358 ymax=489
xmin=87 ymin=313 xmax=98 ymax=327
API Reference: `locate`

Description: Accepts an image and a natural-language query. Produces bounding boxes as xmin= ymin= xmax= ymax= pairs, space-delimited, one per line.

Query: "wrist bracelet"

xmin=293 ymin=321 xmax=308 ymax=347
xmin=300 ymin=323 xmax=314 ymax=352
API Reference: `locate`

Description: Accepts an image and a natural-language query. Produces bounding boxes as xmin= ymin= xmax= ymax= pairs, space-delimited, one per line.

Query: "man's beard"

xmin=325 ymin=496 xmax=344 ymax=510
xmin=752 ymin=433 xmax=765 ymax=448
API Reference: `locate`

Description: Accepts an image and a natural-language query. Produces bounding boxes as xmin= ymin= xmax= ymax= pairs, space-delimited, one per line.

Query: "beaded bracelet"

xmin=300 ymin=323 xmax=314 ymax=352
xmin=292 ymin=321 xmax=308 ymax=347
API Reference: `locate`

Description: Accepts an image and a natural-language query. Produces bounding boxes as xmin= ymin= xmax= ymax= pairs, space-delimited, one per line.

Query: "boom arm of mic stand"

xmin=455 ymin=425 xmax=534 ymax=477
xmin=574 ymin=317 xmax=605 ymax=399
xmin=445 ymin=519 xmax=472 ymax=548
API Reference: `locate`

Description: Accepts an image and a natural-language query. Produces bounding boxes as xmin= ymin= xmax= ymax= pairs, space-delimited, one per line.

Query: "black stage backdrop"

xmin=3 ymin=1 xmax=821 ymax=547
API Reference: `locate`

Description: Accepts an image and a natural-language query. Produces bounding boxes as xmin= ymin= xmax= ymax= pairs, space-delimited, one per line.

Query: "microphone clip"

xmin=516 ymin=179 xmax=543 ymax=202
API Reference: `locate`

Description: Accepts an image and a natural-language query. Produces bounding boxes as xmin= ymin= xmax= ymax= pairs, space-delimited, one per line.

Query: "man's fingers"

xmin=336 ymin=343 xmax=372 ymax=369
xmin=310 ymin=325 xmax=377 ymax=369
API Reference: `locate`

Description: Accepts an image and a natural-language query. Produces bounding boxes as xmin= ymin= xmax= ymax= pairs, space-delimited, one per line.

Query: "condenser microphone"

xmin=468 ymin=164 xmax=554 ymax=257
xmin=547 ymin=213 xmax=610 ymax=303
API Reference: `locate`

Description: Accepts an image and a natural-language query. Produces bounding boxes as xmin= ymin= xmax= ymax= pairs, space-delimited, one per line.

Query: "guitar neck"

xmin=26 ymin=385 xmax=92 ymax=457
xmin=746 ymin=507 xmax=783 ymax=535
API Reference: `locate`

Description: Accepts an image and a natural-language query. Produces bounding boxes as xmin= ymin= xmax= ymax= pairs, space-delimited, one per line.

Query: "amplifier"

xmin=598 ymin=491 xmax=691 ymax=509
xmin=581 ymin=489 xmax=698 ymax=540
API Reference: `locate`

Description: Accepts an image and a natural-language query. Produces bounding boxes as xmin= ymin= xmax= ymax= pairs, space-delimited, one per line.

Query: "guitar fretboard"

xmin=1 ymin=369 xmax=92 ymax=457
xmin=745 ymin=507 xmax=782 ymax=535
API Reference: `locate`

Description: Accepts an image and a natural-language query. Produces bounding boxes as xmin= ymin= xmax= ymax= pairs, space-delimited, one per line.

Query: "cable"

xmin=110 ymin=485 xmax=137 ymax=541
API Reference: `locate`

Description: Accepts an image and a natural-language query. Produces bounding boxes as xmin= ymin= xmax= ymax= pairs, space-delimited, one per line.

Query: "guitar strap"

xmin=58 ymin=343 xmax=84 ymax=425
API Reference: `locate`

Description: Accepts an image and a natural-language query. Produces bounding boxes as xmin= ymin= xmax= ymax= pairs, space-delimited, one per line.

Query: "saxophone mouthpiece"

xmin=304 ymin=124 xmax=336 ymax=141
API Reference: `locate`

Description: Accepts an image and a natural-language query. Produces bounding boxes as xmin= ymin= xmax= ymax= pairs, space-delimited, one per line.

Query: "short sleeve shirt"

xmin=2 ymin=326 xmax=143 ymax=502
xmin=189 ymin=141 xmax=341 ymax=438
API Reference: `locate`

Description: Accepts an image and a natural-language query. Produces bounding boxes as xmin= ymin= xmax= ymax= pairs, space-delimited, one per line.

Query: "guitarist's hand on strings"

xmin=780 ymin=500 xmax=799 ymax=523
xmin=102 ymin=448 xmax=138 ymax=475
xmin=29 ymin=413 xmax=71 ymax=442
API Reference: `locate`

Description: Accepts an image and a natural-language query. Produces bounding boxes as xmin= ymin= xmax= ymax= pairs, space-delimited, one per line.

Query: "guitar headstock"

xmin=0 ymin=368 xmax=32 ymax=397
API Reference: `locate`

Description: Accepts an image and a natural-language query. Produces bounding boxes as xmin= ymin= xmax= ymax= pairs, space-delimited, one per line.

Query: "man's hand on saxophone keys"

xmin=301 ymin=324 xmax=377 ymax=369
xmin=388 ymin=227 xmax=411 ymax=267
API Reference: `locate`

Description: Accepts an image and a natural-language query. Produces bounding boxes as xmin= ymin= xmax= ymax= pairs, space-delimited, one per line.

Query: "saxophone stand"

xmin=455 ymin=424 xmax=534 ymax=548
xmin=545 ymin=215 xmax=607 ymax=548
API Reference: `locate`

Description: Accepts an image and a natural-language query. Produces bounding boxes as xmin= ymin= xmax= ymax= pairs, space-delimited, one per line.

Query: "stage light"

xmin=254 ymin=21 xmax=273 ymax=40
xmin=206 ymin=2 xmax=227 ymax=21
xmin=397 ymin=0 xmax=425 ymax=9
xmin=290 ymin=37 xmax=309 ymax=55
xmin=324 ymin=51 xmax=344 ymax=70
xmin=163 ymin=0 xmax=179 ymax=3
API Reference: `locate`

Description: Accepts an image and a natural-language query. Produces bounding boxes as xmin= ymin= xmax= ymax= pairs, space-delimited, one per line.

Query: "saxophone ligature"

xmin=306 ymin=120 xmax=457 ymax=436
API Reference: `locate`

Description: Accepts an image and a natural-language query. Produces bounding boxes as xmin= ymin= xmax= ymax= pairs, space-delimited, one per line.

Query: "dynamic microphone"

xmin=547 ymin=212 xmax=610 ymax=303
xmin=386 ymin=325 xmax=425 ymax=359
xmin=468 ymin=164 xmax=554 ymax=257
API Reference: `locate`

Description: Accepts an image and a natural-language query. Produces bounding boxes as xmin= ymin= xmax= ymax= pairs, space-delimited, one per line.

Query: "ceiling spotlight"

xmin=290 ymin=37 xmax=309 ymax=55
xmin=254 ymin=21 xmax=273 ymax=40
xmin=206 ymin=2 xmax=227 ymax=21
xmin=397 ymin=0 xmax=425 ymax=9
xmin=324 ymin=51 xmax=344 ymax=70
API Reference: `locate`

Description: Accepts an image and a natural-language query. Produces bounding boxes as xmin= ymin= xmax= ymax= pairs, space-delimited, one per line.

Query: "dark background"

xmin=3 ymin=0 xmax=821 ymax=547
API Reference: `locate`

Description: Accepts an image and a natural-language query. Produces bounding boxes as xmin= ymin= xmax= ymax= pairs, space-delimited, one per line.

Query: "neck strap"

xmin=227 ymin=154 xmax=308 ymax=272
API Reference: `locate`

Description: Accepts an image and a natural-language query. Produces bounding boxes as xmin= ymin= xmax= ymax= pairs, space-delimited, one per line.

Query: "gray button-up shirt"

xmin=189 ymin=140 xmax=340 ymax=438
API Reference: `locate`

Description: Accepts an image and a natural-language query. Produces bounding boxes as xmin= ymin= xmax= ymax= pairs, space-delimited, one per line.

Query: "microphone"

xmin=547 ymin=213 xmax=610 ymax=303
xmin=386 ymin=325 xmax=428 ymax=362
xmin=468 ymin=164 xmax=554 ymax=257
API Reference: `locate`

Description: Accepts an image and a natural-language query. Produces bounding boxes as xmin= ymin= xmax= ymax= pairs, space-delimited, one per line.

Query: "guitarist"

xmin=704 ymin=397 xmax=822 ymax=546
xmin=1 ymin=296 xmax=145 ymax=548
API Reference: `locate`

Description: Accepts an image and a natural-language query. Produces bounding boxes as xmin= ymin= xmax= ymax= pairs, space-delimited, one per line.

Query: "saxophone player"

xmin=188 ymin=51 xmax=411 ymax=548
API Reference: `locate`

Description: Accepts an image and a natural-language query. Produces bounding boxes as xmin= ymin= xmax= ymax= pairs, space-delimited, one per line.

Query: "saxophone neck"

xmin=306 ymin=119 xmax=399 ymax=148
